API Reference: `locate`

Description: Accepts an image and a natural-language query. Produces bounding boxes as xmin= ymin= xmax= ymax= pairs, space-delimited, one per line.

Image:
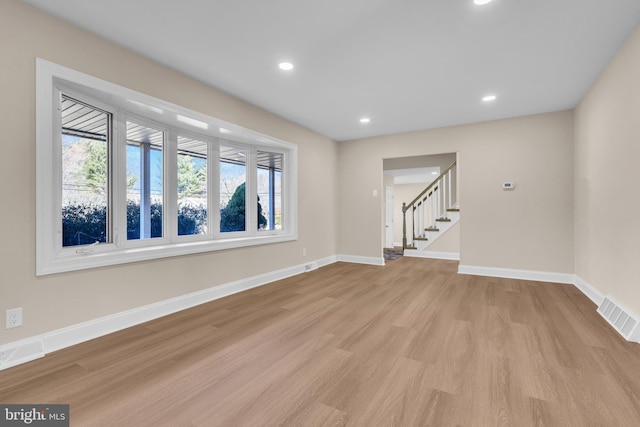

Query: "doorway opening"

xmin=383 ymin=152 xmax=459 ymax=259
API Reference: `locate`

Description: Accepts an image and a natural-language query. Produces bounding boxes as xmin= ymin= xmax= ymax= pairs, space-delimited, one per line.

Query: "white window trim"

xmin=36 ymin=58 xmax=298 ymax=275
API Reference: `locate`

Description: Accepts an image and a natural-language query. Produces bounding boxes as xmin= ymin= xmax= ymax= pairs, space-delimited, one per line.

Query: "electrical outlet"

xmin=6 ymin=308 xmax=23 ymax=329
xmin=303 ymin=248 xmax=307 ymax=257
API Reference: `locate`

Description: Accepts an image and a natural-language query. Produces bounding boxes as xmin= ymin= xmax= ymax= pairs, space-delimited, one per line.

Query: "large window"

xmin=37 ymin=59 xmax=297 ymax=275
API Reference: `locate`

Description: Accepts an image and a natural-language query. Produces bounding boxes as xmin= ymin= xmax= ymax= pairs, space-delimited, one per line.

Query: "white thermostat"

xmin=502 ymin=182 xmax=515 ymax=190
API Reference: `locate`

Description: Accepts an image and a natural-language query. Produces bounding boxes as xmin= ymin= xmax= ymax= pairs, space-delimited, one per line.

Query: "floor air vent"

xmin=597 ymin=297 xmax=639 ymax=341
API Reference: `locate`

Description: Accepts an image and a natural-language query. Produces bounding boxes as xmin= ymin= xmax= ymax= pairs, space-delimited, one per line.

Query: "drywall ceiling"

xmin=22 ymin=0 xmax=640 ymax=141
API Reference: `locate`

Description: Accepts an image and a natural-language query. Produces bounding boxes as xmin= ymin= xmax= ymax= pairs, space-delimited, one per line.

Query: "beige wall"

xmin=0 ymin=0 xmax=337 ymax=343
xmin=575 ymin=25 xmax=640 ymax=315
xmin=338 ymin=111 xmax=575 ymax=273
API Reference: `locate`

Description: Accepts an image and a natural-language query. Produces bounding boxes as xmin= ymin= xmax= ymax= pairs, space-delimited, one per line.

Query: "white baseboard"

xmin=573 ymin=275 xmax=605 ymax=306
xmin=458 ymin=264 xmax=574 ymax=284
xmin=0 ymin=256 xmax=337 ymax=371
xmin=404 ymin=250 xmax=460 ymax=260
xmin=337 ymin=254 xmax=385 ymax=266
xmin=574 ymin=276 xmax=640 ymax=343
xmin=457 ymin=266 xmax=604 ymax=304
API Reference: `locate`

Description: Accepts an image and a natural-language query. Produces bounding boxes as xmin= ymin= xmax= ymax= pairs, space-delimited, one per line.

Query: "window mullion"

xmin=165 ymin=130 xmax=178 ymax=241
xmin=247 ymin=147 xmax=258 ymax=236
xmin=211 ymin=141 xmax=220 ymax=239
xmin=52 ymin=87 xmax=64 ymax=255
xmin=105 ymin=112 xmax=114 ymax=244
xmin=140 ymin=140 xmax=152 ymax=238
xmin=281 ymin=151 xmax=290 ymax=232
xmin=268 ymin=164 xmax=276 ymax=230
xmin=112 ymin=111 xmax=125 ymax=248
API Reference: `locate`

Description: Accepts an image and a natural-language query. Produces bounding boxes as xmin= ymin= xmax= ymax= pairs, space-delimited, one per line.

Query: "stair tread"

xmin=413 ymin=237 xmax=429 ymax=241
xmin=425 ymin=227 xmax=439 ymax=232
xmin=447 ymin=208 xmax=460 ymax=212
xmin=436 ymin=218 xmax=451 ymax=222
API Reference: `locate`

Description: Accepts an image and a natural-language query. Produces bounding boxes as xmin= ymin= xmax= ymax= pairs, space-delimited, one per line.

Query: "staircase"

xmin=402 ymin=161 xmax=459 ymax=254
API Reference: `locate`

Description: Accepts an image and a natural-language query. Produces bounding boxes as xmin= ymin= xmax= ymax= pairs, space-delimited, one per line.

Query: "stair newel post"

xmin=402 ymin=202 xmax=407 ymax=249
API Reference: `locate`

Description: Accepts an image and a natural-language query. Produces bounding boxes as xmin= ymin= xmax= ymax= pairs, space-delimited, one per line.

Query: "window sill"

xmin=37 ymin=232 xmax=297 ymax=276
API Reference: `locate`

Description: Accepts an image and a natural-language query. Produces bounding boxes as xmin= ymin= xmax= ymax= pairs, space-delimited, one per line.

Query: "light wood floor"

xmin=2 ymin=258 xmax=640 ymax=426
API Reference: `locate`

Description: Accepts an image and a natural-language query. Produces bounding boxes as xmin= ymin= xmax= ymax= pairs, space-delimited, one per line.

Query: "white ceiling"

xmin=22 ymin=0 xmax=640 ymax=141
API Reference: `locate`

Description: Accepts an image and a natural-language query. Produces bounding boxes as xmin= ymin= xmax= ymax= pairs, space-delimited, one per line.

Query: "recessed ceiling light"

xmin=482 ymin=94 xmax=497 ymax=102
xmin=279 ymin=62 xmax=294 ymax=71
xmin=474 ymin=0 xmax=493 ymax=5
xmin=359 ymin=117 xmax=371 ymax=124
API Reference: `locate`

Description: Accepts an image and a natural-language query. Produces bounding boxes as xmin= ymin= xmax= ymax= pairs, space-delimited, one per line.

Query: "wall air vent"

xmin=597 ymin=296 xmax=639 ymax=342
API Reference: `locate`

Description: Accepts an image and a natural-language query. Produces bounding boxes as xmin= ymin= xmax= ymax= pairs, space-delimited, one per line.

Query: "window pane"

xmin=126 ymin=121 xmax=164 ymax=240
xmin=177 ymin=136 xmax=208 ymax=236
xmin=257 ymin=151 xmax=283 ymax=230
xmin=61 ymin=96 xmax=110 ymax=247
xmin=220 ymin=146 xmax=247 ymax=232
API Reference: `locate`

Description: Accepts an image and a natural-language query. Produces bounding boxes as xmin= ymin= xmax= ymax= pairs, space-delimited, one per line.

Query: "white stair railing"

xmin=402 ymin=161 xmax=457 ymax=249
